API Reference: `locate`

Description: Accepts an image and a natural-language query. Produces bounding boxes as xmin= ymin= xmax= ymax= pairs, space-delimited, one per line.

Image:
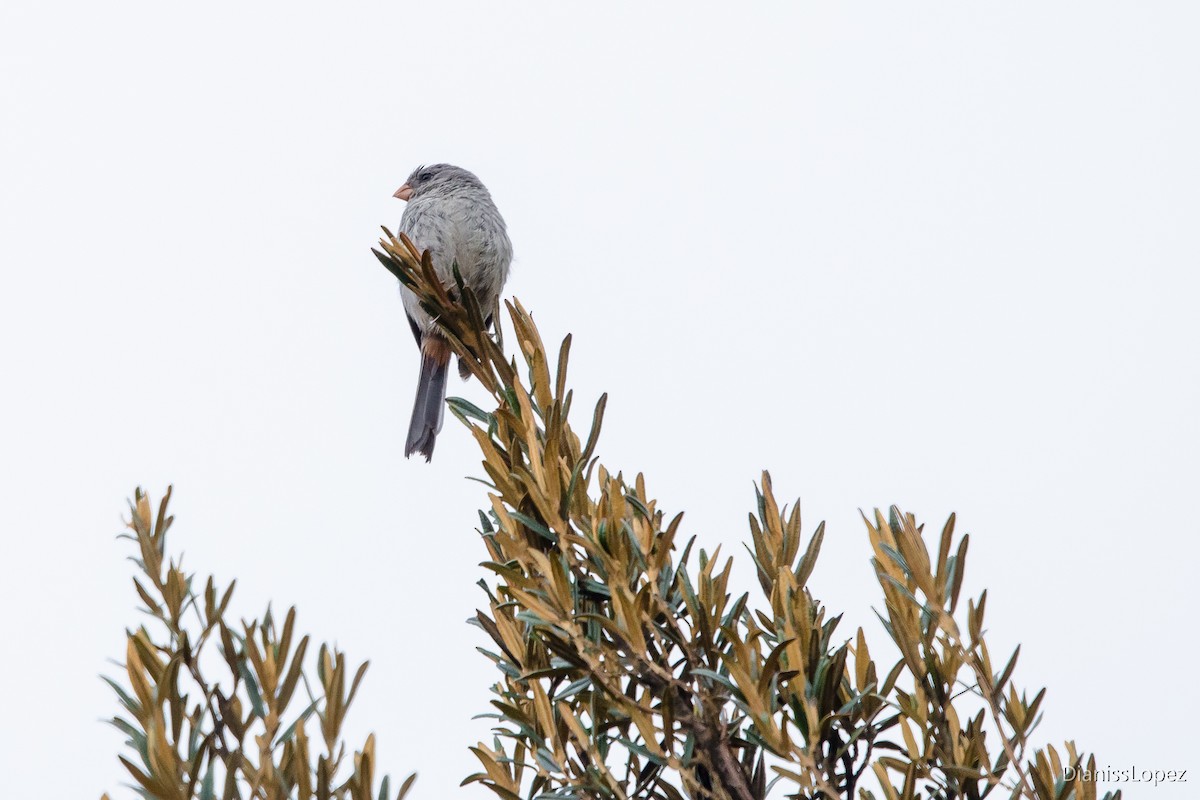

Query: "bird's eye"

xmin=418 ymin=171 xmax=434 ymax=182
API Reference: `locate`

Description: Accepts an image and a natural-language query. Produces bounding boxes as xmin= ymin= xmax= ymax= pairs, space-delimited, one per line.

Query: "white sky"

xmin=1 ymin=2 xmax=1197 ymax=797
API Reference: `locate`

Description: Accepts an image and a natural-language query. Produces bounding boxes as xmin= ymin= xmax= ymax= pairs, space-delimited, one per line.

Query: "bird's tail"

xmin=405 ymin=336 xmax=451 ymax=461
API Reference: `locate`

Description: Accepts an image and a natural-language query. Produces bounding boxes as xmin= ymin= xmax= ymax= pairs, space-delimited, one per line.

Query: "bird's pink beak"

xmin=394 ymin=184 xmax=413 ymax=201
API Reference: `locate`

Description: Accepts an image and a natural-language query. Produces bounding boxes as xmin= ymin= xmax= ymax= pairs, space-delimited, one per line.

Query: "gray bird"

xmin=394 ymin=163 xmax=512 ymax=461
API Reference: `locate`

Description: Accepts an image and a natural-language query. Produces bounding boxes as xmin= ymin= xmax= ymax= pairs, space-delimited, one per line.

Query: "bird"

xmin=393 ymin=163 xmax=512 ymax=461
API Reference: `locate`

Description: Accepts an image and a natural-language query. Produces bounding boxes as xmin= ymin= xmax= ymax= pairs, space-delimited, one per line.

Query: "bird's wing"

xmin=405 ymin=312 xmax=422 ymax=346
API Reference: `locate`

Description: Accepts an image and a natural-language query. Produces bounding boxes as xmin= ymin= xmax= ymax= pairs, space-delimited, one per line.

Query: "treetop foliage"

xmin=99 ymin=231 xmax=1118 ymax=800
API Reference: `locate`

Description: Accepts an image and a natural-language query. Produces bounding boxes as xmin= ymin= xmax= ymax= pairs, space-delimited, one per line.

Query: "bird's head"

xmin=394 ymin=163 xmax=482 ymax=201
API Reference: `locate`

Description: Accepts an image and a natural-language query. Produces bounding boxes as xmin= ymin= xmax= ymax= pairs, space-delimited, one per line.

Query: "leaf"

xmin=691 ymin=668 xmax=740 ymax=695
xmin=794 ymin=520 xmax=825 ymax=587
xmin=237 ymin=660 xmax=266 ymax=719
xmin=448 ymin=396 xmax=494 ymax=425
xmin=396 ymin=773 xmax=417 ymax=800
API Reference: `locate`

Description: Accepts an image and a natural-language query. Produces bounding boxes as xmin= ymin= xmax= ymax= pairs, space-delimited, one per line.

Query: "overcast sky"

xmin=1 ymin=2 xmax=1197 ymax=797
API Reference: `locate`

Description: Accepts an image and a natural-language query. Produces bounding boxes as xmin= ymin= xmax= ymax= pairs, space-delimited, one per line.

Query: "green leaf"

xmin=448 ymin=396 xmax=494 ymax=424
xmin=199 ymin=762 xmax=215 ymax=800
xmin=238 ymin=661 xmax=266 ymax=719
xmin=691 ymin=668 xmax=739 ymax=695
xmin=508 ymin=511 xmax=555 ymax=543
xmin=278 ymin=698 xmax=320 ymax=744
